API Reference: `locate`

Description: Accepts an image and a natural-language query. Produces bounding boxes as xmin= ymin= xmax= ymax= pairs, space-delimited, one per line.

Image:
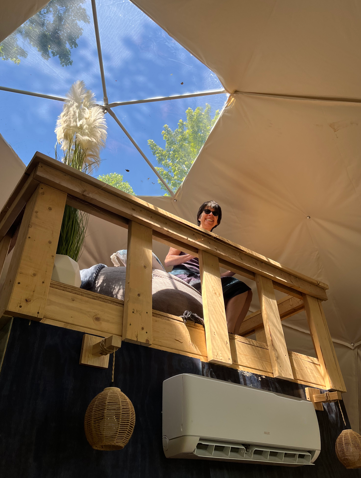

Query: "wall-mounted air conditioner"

xmin=162 ymin=374 xmax=321 ymax=466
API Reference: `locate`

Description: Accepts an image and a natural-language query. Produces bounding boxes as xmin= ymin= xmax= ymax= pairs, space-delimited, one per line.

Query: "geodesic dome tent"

xmin=1 ymin=0 xmax=361 ymax=434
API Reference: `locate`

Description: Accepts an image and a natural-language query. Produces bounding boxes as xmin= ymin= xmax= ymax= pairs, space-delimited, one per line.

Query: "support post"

xmin=303 ymin=294 xmax=346 ymax=392
xmin=0 ymin=184 xmax=66 ymax=320
xmin=199 ymin=250 xmax=232 ymax=365
xmin=0 ymin=234 xmax=11 ymax=278
xmin=123 ymin=221 xmax=153 ymax=345
xmin=256 ymin=274 xmax=294 ymax=380
xmin=255 ymin=328 xmax=267 ymax=343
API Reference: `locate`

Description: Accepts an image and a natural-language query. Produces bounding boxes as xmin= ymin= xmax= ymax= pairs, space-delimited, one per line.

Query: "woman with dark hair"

xmin=164 ymin=200 xmax=252 ymax=335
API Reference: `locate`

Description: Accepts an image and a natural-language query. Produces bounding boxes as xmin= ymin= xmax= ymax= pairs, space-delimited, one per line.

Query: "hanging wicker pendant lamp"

xmin=335 ymin=400 xmax=361 ymax=469
xmin=85 ymin=386 xmax=136 ymax=450
xmin=84 ymin=350 xmax=136 ymax=451
xmin=336 ymin=429 xmax=361 ymax=469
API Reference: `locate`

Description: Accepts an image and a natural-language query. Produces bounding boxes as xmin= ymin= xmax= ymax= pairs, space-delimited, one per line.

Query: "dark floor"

xmin=0 ymin=318 xmax=359 ymax=478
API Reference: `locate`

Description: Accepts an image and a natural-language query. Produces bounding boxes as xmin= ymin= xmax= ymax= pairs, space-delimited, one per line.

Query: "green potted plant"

xmin=52 ymin=81 xmax=107 ymax=286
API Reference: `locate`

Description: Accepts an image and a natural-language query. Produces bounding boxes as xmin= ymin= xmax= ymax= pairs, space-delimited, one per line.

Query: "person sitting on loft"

xmin=164 ymin=200 xmax=252 ymax=335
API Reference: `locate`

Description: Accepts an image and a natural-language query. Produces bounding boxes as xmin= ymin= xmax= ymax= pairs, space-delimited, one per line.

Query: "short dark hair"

xmin=197 ymin=200 xmax=222 ymax=231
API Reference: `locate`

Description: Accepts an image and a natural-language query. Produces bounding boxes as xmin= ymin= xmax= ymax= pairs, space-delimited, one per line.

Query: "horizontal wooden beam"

xmin=240 ymin=296 xmax=304 ymax=335
xmin=39 ymin=282 xmax=328 ymax=390
xmin=27 ymin=156 xmax=327 ymax=300
xmin=67 ymin=195 xmax=129 ymax=229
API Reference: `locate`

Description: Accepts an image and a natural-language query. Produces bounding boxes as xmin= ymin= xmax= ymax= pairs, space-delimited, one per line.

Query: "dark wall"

xmin=0 ymin=318 xmax=359 ymax=478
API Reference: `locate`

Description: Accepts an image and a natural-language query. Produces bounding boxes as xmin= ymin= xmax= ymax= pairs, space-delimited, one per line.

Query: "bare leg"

xmin=225 ymin=290 xmax=253 ymax=335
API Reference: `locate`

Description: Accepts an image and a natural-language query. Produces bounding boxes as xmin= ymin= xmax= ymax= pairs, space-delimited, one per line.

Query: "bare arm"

xmin=164 ymin=247 xmax=195 ymax=267
xmin=221 ymin=270 xmax=235 ymax=278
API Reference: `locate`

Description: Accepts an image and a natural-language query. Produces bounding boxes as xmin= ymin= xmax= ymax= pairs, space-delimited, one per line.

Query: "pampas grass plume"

xmin=55 ymin=80 xmax=107 ymax=173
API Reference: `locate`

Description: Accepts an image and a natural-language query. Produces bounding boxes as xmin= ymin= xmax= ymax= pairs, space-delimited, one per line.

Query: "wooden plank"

xmin=42 ymin=282 xmax=326 ymax=388
xmin=231 ymin=335 xmax=325 ymax=388
xmin=79 ymin=334 xmax=110 ymax=369
xmin=230 ymin=335 xmax=273 ymax=374
xmin=256 ymin=274 xmax=294 ymax=380
xmin=123 ymin=221 xmax=153 ymax=345
xmin=199 ymin=251 xmax=232 ymax=365
xmin=289 ymin=351 xmax=325 ymax=388
xmin=31 ymin=160 xmax=328 ymax=300
xmin=152 ymin=230 xmax=198 ymax=257
xmin=44 ymin=281 xmax=123 ymax=335
xmin=239 ymin=296 xmax=304 ymax=335
xmin=41 ymin=318 xmax=108 ymax=337
xmin=0 ymin=248 xmax=14 ymax=296
xmin=152 ymin=314 xmax=208 ymax=361
xmin=66 ymin=195 xmax=129 ymax=229
xmin=0 ymin=234 xmax=11 ymax=277
xmin=271 ymin=281 xmax=303 ymax=300
xmin=313 ymin=391 xmax=342 ymax=403
xmin=0 ymin=171 xmax=39 ymax=241
xmin=303 ymin=294 xmax=346 ymax=392
xmin=217 ymin=260 xmax=304 ymax=300
xmin=0 ymin=184 xmax=66 ymax=320
xmin=30 ymin=155 xmax=329 ymax=286
xmin=305 ymin=388 xmax=324 ymax=411
xmin=255 ymin=328 xmax=267 ymax=343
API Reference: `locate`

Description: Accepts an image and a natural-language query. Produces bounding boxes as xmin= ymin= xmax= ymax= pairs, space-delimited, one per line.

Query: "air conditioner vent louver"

xmin=194 ymin=440 xmax=313 ymax=465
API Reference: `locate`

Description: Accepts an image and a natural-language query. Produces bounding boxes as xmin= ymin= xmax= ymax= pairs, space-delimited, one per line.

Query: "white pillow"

xmin=110 ymin=249 xmax=165 ymax=271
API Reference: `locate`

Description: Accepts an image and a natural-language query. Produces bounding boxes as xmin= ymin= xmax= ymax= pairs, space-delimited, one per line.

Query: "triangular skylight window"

xmin=0 ymin=0 xmax=227 ymax=196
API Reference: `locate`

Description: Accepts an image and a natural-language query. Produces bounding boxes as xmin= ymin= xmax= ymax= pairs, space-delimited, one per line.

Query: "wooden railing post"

xmin=256 ymin=274 xmax=294 ymax=380
xmin=303 ymin=294 xmax=346 ymax=392
xmin=199 ymin=250 xmax=232 ymax=365
xmin=123 ymin=221 xmax=153 ymax=345
xmin=0 ymin=184 xmax=66 ymax=320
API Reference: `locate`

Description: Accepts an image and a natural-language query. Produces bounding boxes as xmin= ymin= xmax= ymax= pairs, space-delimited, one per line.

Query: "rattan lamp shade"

xmin=85 ymin=387 xmax=136 ymax=450
xmin=335 ymin=429 xmax=361 ymax=469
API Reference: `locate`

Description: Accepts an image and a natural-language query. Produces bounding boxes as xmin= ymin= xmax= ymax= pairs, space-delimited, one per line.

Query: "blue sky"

xmin=0 ymin=0 xmax=227 ymax=196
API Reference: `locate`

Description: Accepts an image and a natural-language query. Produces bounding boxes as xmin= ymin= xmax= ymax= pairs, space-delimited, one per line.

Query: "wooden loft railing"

xmin=0 ymin=153 xmax=346 ymax=392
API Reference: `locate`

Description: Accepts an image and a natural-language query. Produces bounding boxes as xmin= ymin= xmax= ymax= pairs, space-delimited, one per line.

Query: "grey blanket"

xmin=80 ymin=265 xmax=203 ymax=318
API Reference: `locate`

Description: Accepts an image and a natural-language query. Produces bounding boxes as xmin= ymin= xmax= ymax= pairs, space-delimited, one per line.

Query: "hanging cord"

xmin=110 ymin=351 xmax=116 ymax=387
xmin=338 ymin=400 xmax=347 ymax=428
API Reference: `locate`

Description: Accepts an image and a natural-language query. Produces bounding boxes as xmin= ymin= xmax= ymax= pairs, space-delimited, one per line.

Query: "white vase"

xmin=52 ymin=254 xmax=81 ymax=287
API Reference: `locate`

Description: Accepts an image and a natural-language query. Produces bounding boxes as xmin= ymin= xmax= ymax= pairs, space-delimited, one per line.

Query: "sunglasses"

xmin=203 ymin=208 xmax=219 ymax=217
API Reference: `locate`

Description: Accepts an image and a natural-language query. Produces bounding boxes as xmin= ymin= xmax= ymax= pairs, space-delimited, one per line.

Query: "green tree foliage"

xmin=98 ymin=173 xmax=135 ymax=195
xmin=148 ymin=104 xmax=219 ymax=194
xmin=0 ymin=0 xmax=89 ymax=67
